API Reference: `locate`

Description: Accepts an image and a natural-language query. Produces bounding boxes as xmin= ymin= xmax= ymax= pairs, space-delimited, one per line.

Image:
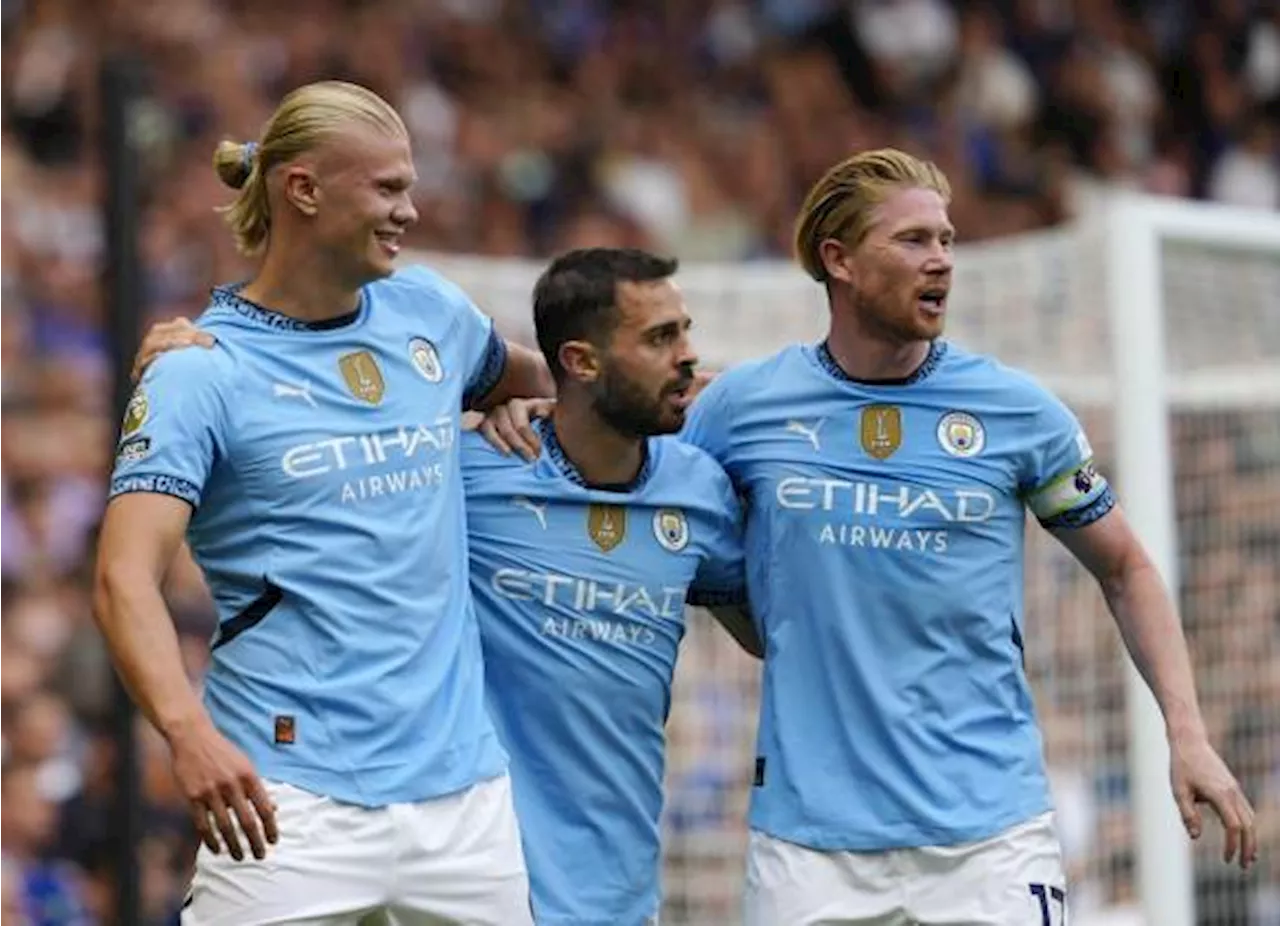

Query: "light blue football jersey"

xmin=462 ymin=420 xmax=746 ymax=926
xmin=682 ymin=339 xmax=1115 ymax=850
xmin=108 ymin=265 xmax=510 ymax=807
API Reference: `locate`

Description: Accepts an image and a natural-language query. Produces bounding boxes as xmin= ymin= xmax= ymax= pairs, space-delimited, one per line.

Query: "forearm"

xmin=93 ymin=563 xmax=211 ymax=740
xmin=1102 ymin=558 xmax=1206 ymax=739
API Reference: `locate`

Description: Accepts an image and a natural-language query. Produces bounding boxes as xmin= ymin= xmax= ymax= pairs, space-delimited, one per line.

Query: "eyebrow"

xmin=640 ymin=316 xmax=691 ymax=336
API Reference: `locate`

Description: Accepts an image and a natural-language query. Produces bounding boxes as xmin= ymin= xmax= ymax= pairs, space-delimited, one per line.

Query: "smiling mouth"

xmin=375 ymin=231 xmax=402 ymax=254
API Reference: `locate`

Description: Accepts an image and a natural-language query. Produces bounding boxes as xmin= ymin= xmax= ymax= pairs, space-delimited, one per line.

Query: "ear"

xmin=818 ymin=237 xmax=858 ymax=287
xmin=558 ymin=340 xmax=600 ymax=384
xmin=282 ymin=166 xmax=320 ymax=217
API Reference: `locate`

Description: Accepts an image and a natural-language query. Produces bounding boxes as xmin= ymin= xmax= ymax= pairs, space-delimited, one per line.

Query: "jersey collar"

xmin=537 ymin=418 xmax=655 ymax=493
xmin=814 ymin=338 xmax=947 ymax=387
xmin=211 ymin=284 xmax=365 ymax=331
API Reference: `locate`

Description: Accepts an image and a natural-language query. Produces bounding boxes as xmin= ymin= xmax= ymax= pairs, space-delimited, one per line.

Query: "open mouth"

xmin=666 ymin=381 xmax=694 ymax=410
xmin=918 ymin=288 xmax=948 ymax=314
xmin=375 ymin=231 xmax=402 ymax=256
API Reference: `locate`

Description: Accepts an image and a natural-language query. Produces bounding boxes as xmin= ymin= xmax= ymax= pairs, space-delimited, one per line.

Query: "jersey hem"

xmin=244 ymin=738 xmax=508 ymax=808
xmin=747 ymin=798 xmax=1053 ymax=851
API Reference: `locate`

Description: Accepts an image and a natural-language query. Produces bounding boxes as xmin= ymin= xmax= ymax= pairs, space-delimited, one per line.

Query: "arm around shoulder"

xmin=471 ymin=339 xmax=555 ymax=411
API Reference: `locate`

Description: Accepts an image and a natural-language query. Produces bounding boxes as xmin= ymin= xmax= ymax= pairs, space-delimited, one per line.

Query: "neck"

xmin=239 ymin=238 xmax=364 ymax=321
xmin=552 ymin=395 xmax=646 ymax=488
xmin=826 ymin=297 xmax=931 ymax=382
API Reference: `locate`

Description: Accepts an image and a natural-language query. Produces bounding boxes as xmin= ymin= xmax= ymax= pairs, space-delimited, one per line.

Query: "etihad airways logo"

xmin=491 ymin=568 xmax=685 ymax=621
xmin=775 ymin=476 xmax=996 ymax=522
xmin=281 ymin=418 xmax=455 ymax=479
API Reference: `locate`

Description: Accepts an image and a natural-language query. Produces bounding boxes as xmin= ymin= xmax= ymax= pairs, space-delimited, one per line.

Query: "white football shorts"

xmin=182 ymin=774 xmax=532 ymax=926
xmin=743 ymin=812 xmax=1068 ymax=926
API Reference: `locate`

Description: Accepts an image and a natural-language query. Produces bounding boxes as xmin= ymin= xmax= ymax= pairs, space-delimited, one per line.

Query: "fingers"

xmin=505 ymin=402 xmax=539 ymax=463
xmin=1173 ymin=780 xmax=1202 ymax=840
xmin=479 ymin=415 xmax=514 ymax=456
xmin=190 ymin=802 xmax=222 ymax=855
xmin=244 ymin=774 xmax=280 ymax=850
xmin=218 ymin=780 xmax=265 ymax=861
xmin=1239 ymin=816 xmax=1258 ymax=870
xmin=131 ymin=318 xmax=213 ymax=383
xmin=1200 ymin=786 xmax=1243 ymax=865
xmin=1232 ymin=789 xmax=1258 ymax=870
xmin=205 ymin=791 xmax=246 ymax=862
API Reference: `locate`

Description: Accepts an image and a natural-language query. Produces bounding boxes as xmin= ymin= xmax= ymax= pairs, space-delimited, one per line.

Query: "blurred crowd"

xmin=2 ymin=0 xmax=1279 ymax=924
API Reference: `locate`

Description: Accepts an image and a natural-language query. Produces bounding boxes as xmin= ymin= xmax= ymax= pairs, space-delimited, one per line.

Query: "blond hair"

xmin=212 ymin=81 xmax=408 ymax=256
xmin=793 ymin=148 xmax=951 ymax=282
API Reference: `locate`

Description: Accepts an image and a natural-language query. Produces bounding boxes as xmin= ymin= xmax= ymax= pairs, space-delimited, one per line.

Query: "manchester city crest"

xmin=652 ymin=508 xmax=689 ymax=552
xmin=937 ymin=411 xmax=985 ymax=457
xmin=408 ymin=337 xmax=443 ymax=383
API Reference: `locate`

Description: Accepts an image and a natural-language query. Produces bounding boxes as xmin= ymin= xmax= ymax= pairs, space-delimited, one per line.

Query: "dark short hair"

xmin=533 ymin=248 xmax=679 ymax=383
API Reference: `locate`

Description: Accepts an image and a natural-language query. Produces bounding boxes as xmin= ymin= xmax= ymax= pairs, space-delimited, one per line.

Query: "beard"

xmin=591 ymin=364 xmax=691 ymax=438
xmin=852 ymin=286 xmax=943 ymax=343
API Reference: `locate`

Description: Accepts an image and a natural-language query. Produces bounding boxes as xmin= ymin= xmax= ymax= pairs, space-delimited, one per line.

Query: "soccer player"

xmin=135 ymin=248 xmax=759 ymax=926
xmin=483 ymin=150 xmax=1258 ymax=924
xmin=93 ymin=81 xmax=551 ymax=925
xmin=464 ymin=248 xmax=755 ymax=925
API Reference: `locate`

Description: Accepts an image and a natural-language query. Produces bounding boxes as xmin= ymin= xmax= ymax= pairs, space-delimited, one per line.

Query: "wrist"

xmin=157 ymin=705 xmax=213 ymax=745
xmin=1165 ymin=708 xmax=1208 ymax=745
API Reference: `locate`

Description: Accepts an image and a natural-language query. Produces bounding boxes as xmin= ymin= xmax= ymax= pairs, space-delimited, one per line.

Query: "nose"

xmin=394 ymin=194 xmax=419 ymax=228
xmin=927 ymin=238 xmax=953 ymax=272
xmin=676 ymin=331 xmax=698 ymax=372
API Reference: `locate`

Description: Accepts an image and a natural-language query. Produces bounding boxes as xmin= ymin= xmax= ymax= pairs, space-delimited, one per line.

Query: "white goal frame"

xmin=1105 ymin=193 xmax=1280 ymax=926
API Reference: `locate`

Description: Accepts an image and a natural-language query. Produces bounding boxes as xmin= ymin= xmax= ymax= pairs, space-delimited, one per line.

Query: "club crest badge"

xmin=408 ymin=337 xmax=443 ymax=383
xmin=937 ymin=411 xmax=985 ymax=457
xmin=653 ymin=508 xmax=689 ymax=552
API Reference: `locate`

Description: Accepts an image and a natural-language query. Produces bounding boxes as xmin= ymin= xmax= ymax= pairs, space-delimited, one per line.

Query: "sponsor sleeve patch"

xmin=1027 ymin=459 xmax=1114 ymax=527
xmin=109 ymin=473 xmax=201 ymax=508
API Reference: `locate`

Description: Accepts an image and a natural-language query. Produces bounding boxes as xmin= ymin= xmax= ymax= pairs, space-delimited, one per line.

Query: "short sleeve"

xmin=1020 ymin=389 xmax=1116 ymax=529
xmin=442 ymin=280 xmax=507 ymax=408
xmin=397 ymin=264 xmax=508 ymax=409
xmin=108 ymin=350 xmax=229 ymax=509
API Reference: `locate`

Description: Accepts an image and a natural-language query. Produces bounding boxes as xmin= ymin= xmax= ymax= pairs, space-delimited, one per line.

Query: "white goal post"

xmin=1105 ymin=194 xmax=1280 ymax=926
xmin=408 ymin=191 xmax=1280 ymax=926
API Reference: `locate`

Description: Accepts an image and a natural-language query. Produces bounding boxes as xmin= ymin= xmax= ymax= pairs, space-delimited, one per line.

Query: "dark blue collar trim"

xmin=815 ymin=339 xmax=946 ymax=386
xmin=538 ymin=419 xmax=654 ymax=493
xmin=211 ymin=284 xmax=362 ymax=331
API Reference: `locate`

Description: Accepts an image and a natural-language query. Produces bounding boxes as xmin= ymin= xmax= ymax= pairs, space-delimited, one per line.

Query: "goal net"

xmin=409 ymin=194 xmax=1280 ymax=926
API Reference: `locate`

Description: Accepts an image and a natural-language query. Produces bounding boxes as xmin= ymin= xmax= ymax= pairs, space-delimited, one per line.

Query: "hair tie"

xmin=242 ymin=141 xmax=258 ymax=174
